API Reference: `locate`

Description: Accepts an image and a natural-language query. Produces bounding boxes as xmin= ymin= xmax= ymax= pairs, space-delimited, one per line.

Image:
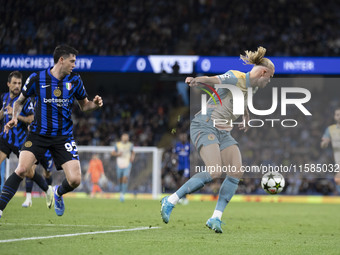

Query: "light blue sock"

xmin=215 ymin=176 xmax=240 ymax=212
xmin=121 ymin=183 xmax=128 ymax=194
xmin=336 ymin=184 xmax=340 ymax=194
xmin=176 ymin=172 xmax=212 ymax=198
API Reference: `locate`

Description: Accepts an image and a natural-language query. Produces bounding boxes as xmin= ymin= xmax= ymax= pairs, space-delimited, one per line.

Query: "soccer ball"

xmin=261 ymin=172 xmax=285 ymax=195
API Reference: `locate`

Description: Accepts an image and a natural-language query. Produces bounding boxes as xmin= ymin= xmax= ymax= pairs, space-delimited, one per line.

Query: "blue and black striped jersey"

xmin=22 ymin=68 xmax=88 ymax=137
xmin=0 ymin=93 xmax=34 ymax=148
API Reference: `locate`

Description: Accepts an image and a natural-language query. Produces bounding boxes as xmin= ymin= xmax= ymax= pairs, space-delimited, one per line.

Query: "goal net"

xmin=3 ymin=146 xmax=163 ymax=199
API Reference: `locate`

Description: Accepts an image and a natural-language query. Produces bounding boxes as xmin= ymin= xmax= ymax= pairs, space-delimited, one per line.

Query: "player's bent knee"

xmin=68 ymin=177 xmax=81 ymax=188
xmin=15 ymin=166 xmax=31 ymax=178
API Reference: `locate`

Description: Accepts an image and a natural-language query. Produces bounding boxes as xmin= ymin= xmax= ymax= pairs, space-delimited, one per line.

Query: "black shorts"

xmin=22 ymin=132 xmax=79 ymax=171
xmin=0 ymin=137 xmax=20 ymax=158
xmin=35 ymin=152 xmax=62 ymax=171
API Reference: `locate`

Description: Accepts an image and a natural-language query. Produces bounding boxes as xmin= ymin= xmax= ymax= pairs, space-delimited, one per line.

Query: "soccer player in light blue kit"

xmin=161 ymin=47 xmax=275 ymax=233
xmin=321 ymin=107 xmax=340 ymax=195
xmin=111 ymin=133 xmax=135 ymax=202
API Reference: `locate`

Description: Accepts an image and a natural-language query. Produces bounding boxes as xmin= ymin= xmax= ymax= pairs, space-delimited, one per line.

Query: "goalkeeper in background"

xmin=111 ymin=133 xmax=135 ymax=202
xmin=85 ymin=154 xmax=106 ymax=198
xmin=321 ymin=107 xmax=340 ymax=195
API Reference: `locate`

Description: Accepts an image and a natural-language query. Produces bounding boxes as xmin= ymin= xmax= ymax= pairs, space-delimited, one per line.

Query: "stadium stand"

xmin=1 ymin=0 xmax=339 ymax=195
xmin=1 ymin=0 xmax=339 ymax=56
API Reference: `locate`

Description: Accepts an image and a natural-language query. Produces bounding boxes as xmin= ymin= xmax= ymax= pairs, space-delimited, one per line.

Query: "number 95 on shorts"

xmin=22 ymin=132 xmax=79 ymax=169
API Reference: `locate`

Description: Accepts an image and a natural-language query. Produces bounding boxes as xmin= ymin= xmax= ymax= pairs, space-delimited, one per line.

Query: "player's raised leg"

xmin=0 ymin=151 xmax=36 ymax=219
xmin=206 ymin=145 xmax=242 ymax=233
xmin=54 ymin=160 xmax=81 ymax=216
xmin=161 ymin=143 xmax=222 ymax=224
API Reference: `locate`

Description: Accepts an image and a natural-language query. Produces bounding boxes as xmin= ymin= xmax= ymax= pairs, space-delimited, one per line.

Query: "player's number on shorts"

xmin=65 ymin=142 xmax=78 ymax=152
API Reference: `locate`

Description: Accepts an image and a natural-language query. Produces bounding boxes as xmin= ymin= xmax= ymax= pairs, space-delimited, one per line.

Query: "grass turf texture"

xmin=0 ymin=197 xmax=339 ymax=255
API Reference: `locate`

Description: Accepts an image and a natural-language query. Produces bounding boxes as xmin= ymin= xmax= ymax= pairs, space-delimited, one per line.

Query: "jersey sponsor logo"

xmin=43 ymin=98 xmax=69 ymax=107
xmin=41 ymin=84 xmax=51 ymax=88
xmin=24 ymin=141 xmax=32 ymax=147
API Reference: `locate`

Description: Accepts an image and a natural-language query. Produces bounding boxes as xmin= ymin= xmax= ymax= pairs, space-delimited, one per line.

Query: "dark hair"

xmin=53 ymin=45 xmax=78 ymax=64
xmin=8 ymin=71 xmax=22 ymax=83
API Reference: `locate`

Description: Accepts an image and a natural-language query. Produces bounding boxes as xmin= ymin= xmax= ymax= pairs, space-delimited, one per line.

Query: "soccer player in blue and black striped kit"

xmin=0 ymin=45 xmax=103 ymax=219
xmin=0 ymin=71 xmax=34 ymax=187
xmin=0 ymin=71 xmax=53 ymax=208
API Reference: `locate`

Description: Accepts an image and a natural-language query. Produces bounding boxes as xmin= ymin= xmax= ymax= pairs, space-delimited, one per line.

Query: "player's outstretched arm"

xmin=130 ymin=151 xmax=135 ymax=163
xmin=4 ymin=93 xmax=27 ymax=133
xmin=17 ymin=114 xmax=34 ymax=125
xmin=321 ymin=137 xmax=330 ymax=149
xmin=77 ymin=95 xmax=103 ymax=112
xmin=5 ymin=105 xmax=33 ymax=124
xmin=185 ymin=76 xmax=220 ymax=87
xmin=111 ymin=150 xmax=122 ymax=157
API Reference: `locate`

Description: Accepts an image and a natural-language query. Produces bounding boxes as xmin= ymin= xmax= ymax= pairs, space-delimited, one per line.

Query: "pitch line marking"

xmin=1 ymin=223 xmax=126 ymax=228
xmin=0 ymin=226 xmax=160 ymax=243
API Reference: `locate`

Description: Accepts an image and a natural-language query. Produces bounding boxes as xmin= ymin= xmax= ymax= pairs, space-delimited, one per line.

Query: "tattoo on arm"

xmin=13 ymin=94 xmax=27 ymax=119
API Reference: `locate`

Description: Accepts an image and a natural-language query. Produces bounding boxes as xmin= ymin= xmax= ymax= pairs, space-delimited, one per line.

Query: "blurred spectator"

xmin=73 ymin=93 xmax=171 ymax=146
xmin=1 ymin=0 xmax=339 ymax=56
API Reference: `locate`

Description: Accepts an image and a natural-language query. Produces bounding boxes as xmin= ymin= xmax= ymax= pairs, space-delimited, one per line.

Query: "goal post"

xmin=78 ymin=146 xmax=164 ymax=199
xmin=3 ymin=146 xmax=163 ymax=200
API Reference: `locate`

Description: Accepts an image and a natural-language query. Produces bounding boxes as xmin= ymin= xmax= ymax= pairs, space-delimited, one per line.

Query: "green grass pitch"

xmin=0 ymin=197 xmax=339 ymax=255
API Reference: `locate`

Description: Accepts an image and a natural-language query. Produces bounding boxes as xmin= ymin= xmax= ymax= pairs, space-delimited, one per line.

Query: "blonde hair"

xmin=240 ymin=46 xmax=275 ymax=70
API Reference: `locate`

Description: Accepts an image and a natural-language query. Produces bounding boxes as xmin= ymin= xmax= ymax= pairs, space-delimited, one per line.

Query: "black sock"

xmin=0 ymin=173 xmax=23 ymax=211
xmin=32 ymin=172 xmax=48 ymax=192
xmin=57 ymin=179 xmax=74 ymax=196
xmin=26 ymin=178 xmax=34 ymax=193
xmin=45 ymin=176 xmax=53 ymax=186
